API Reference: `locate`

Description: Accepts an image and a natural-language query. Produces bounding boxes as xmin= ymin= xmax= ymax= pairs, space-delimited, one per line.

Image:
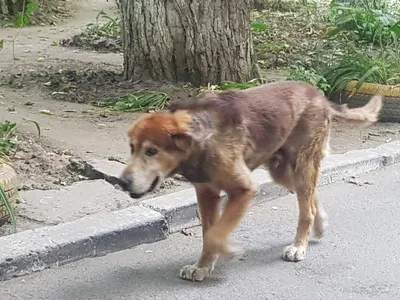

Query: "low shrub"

xmin=326 ymin=1 xmax=400 ymax=45
xmin=323 ymin=47 xmax=400 ymax=95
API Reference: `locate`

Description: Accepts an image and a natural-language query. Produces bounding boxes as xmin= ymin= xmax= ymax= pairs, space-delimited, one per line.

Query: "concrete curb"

xmin=0 ymin=205 xmax=168 ymax=282
xmin=1 ymin=140 xmax=400 ymax=281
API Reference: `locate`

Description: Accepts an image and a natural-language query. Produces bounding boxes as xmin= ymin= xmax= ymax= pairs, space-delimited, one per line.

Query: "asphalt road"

xmin=2 ymin=165 xmax=400 ymax=300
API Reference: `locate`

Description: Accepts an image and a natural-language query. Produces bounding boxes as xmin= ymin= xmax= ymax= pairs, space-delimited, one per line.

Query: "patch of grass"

xmin=286 ymin=65 xmax=331 ymax=94
xmin=251 ymin=21 xmax=268 ymax=32
xmin=0 ymin=120 xmax=40 ymax=230
xmin=255 ymin=42 xmax=290 ymax=54
xmin=60 ymin=10 xmax=122 ymax=53
xmin=15 ymin=1 xmax=40 ymax=27
xmin=95 ymin=91 xmax=169 ymax=112
xmin=0 ymin=186 xmax=16 ymax=232
xmin=324 ymin=47 xmax=400 ymax=96
xmin=326 ymin=1 xmax=400 ymax=46
xmin=0 ymin=122 xmax=19 ymax=161
xmin=0 ymin=120 xmax=41 ymax=162
xmin=199 ymin=79 xmax=264 ymax=93
xmin=84 ymin=10 xmax=121 ymax=39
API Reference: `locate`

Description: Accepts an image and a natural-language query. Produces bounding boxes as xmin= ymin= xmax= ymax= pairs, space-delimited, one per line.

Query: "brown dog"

xmin=119 ymin=81 xmax=382 ymax=282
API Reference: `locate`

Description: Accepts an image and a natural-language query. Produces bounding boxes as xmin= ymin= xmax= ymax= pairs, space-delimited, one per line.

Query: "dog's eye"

xmin=145 ymin=148 xmax=158 ymax=157
xmin=130 ymin=144 xmax=135 ymax=154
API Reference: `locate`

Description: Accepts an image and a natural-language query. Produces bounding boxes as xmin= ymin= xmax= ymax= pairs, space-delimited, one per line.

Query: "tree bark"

xmin=0 ymin=0 xmax=24 ymax=16
xmin=120 ymin=0 xmax=253 ymax=86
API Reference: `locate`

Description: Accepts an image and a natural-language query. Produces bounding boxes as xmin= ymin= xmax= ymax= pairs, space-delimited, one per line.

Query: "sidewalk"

xmin=2 ymin=161 xmax=400 ymax=300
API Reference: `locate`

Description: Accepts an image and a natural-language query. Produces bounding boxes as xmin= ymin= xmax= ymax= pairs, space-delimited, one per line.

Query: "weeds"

xmin=324 ymin=47 xmax=400 ymax=95
xmin=0 ymin=120 xmax=41 ymax=162
xmin=286 ymin=65 xmax=331 ymax=94
xmin=84 ymin=10 xmax=121 ymax=39
xmin=15 ymin=1 xmax=39 ymax=27
xmin=0 ymin=120 xmax=40 ymax=229
xmin=61 ymin=10 xmax=122 ymax=52
xmin=198 ymin=79 xmax=264 ymax=93
xmin=96 ymin=91 xmax=168 ymax=112
xmin=0 ymin=122 xmax=19 ymax=161
xmin=0 ymin=186 xmax=16 ymax=232
xmin=327 ymin=1 xmax=400 ymax=45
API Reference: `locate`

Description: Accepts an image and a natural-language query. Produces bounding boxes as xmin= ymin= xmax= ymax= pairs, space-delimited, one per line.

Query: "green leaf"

xmin=251 ymin=22 xmax=268 ymax=31
xmin=354 ymin=65 xmax=380 ymax=91
xmin=390 ymin=22 xmax=400 ymax=38
xmin=0 ymin=187 xmax=16 ymax=233
xmin=325 ymin=27 xmax=342 ymax=38
xmin=335 ymin=13 xmax=355 ymax=26
xmin=26 ymin=2 xmax=39 ymax=16
xmin=15 ymin=14 xmax=30 ymax=27
xmin=0 ymin=39 xmax=3 ymax=49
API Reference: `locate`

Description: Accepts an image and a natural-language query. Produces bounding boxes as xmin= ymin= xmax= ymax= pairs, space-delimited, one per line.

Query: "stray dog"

xmin=119 ymin=81 xmax=382 ymax=282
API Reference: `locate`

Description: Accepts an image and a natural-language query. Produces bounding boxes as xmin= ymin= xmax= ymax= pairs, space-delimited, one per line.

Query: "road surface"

xmin=1 ymin=165 xmax=400 ymax=300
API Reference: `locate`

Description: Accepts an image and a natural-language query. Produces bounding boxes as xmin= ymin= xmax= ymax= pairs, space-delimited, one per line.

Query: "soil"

xmin=0 ymin=0 xmax=400 ymax=202
xmin=11 ymin=133 xmax=87 ymax=190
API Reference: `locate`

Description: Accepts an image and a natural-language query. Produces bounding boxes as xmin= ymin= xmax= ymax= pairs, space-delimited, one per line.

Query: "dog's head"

xmin=119 ymin=110 xmax=194 ymax=199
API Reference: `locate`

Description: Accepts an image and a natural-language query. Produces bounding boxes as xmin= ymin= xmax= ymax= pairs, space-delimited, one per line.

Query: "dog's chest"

xmin=178 ymin=163 xmax=210 ymax=183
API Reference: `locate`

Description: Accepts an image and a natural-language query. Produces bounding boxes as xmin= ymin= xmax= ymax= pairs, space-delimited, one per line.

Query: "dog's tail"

xmin=329 ymin=95 xmax=382 ymax=126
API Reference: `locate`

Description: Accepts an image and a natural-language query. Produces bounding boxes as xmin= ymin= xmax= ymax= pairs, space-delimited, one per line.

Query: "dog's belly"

xmin=244 ymin=150 xmax=270 ymax=171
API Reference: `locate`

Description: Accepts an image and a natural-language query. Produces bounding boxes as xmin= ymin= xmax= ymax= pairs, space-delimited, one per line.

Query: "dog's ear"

xmin=161 ymin=110 xmax=191 ymax=135
xmin=168 ymin=110 xmax=213 ymax=150
xmin=172 ymin=134 xmax=192 ymax=151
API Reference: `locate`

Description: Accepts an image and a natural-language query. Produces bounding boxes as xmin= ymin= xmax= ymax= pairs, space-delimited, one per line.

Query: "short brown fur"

xmin=120 ymin=80 xmax=382 ymax=281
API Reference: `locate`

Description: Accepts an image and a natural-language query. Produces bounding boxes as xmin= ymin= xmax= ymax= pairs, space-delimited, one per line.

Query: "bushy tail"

xmin=329 ymin=95 xmax=383 ymax=126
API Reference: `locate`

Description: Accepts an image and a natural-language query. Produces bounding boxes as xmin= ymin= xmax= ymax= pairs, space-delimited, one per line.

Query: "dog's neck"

xmin=177 ymin=150 xmax=209 ymax=183
xmin=169 ymin=111 xmax=214 ymax=183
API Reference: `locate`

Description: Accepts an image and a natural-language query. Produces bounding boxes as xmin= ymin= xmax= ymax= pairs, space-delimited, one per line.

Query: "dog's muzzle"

xmin=117 ymin=175 xmax=160 ymax=199
xmin=118 ymin=175 xmax=132 ymax=192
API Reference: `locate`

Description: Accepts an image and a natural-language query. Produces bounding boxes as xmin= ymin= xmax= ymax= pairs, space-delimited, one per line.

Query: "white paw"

xmin=179 ymin=264 xmax=212 ymax=282
xmin=282 ymin=244 xmax=307 ymax=262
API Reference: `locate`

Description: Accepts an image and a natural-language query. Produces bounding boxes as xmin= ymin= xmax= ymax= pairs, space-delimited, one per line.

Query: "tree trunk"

xmin=120 ymin=0 xmax=253 ymax=86
xmin=0 ymin=0 xmax=24 ymax=16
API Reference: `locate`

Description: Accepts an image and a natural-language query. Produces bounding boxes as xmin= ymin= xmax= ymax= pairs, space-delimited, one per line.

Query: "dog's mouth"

xmin=129 ymin=176 xmax=160 ymax=199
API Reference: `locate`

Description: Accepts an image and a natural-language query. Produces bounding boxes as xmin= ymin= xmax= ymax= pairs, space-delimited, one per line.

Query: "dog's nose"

xmin=118 ymin=175 xmax=132 ymax=191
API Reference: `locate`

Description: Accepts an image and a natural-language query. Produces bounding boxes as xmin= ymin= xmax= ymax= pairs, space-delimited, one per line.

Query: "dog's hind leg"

xmin=179 ymin=184 xmax=221 ymax=282
xmin=282 ymin=161 xmax=319 ymax=262
xmin=282 ymin=136 xmax=327 ymax=262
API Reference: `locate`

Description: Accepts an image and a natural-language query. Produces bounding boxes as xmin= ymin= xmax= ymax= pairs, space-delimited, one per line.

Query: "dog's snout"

xmin=118 ymin=175 xmax=132 ymax=191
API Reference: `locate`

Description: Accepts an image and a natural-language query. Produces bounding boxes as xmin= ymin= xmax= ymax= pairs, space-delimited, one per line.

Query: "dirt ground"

xmin=1 ymin=0 xmax=400 ymax=194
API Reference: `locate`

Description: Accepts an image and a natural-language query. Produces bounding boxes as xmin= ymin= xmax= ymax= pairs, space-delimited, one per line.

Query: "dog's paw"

xmin=313 ymin=209 xmax=329 ymax=239
xmin=179 ymin=264 xmax=212 ymax=282
xmin=204 ymin=236 xmax=245 ymax=261
xmin=282 ymin=244 xmax=307 ymax=262
xmin=221 ymin=242 xmax=245 ymax=261
xmin=312 ymin=217 xmax=329 ymax=239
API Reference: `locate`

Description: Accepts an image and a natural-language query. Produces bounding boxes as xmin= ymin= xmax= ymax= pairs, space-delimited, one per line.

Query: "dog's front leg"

xmin=179 ymin=184 xmax=221 ymax=282
xmin=203 ymin=186 xmax=256 ymax=261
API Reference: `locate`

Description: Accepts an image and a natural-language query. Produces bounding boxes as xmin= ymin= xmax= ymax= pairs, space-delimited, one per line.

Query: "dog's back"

xmin=169 ymin=81 xmax=326 ymax=152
